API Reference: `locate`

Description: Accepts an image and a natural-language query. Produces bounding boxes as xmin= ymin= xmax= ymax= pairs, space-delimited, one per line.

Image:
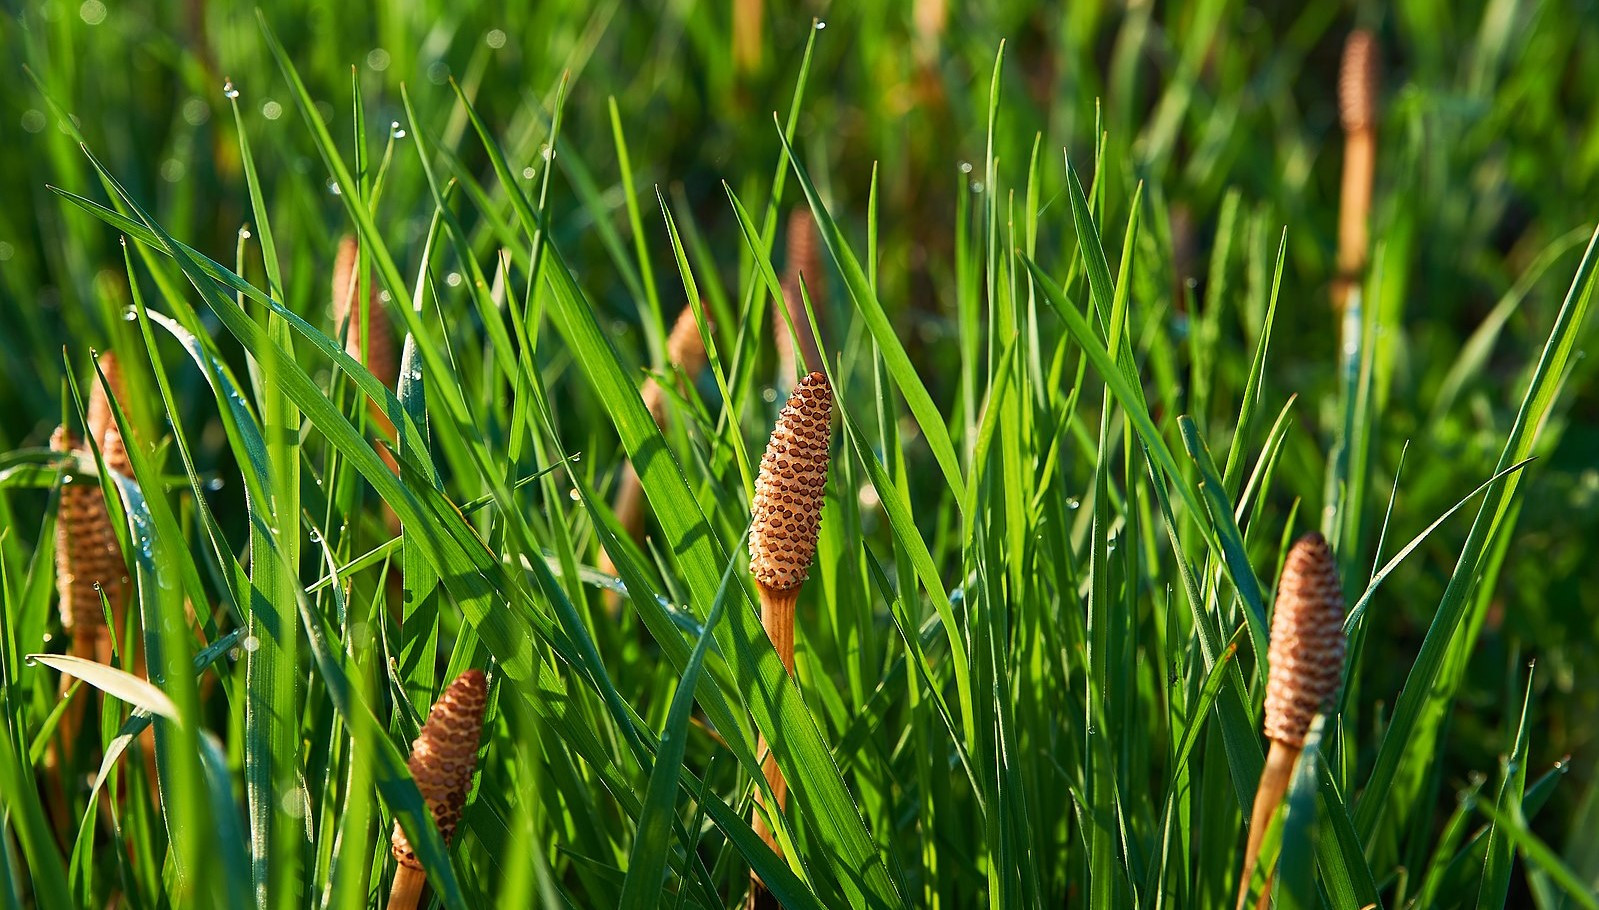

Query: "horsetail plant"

xmin=389 ymin=669 xmax=489 ymax=910
xmin=1237 ymin=533 xmax=1348 ymax=909
xmin=745 ymin=369 xmax=832 ymax=908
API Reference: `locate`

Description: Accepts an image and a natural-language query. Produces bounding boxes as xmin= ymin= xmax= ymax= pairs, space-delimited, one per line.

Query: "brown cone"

xmin=665 ymin=303 xmax=711 ymax=381
xmin=333 ymin=235 xmax=400 ymax=480
xmin=86 ymin=352 xmax=133 ymax=479
xmin=391 ymin=669 xmax=489 ymax=870
xmin=53 ymin=426 xmax=128 ymax=644
xmin=332 ymin=234 xmax=399 ymax=388
xmin=1263 ymin=533 xmax=1347 ymax=748
xmin=1338 ymin=30 xmax=1379 ymax=134
xmin=749 ymin=372 xmax=833 ymax=592
xmin=776 ymin=208 xmax=825 ymax=377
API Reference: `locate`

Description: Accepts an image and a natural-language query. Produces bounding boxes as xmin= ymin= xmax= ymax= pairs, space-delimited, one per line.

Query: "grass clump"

xmin=2 ymin=3 xmax=1598 ymax=908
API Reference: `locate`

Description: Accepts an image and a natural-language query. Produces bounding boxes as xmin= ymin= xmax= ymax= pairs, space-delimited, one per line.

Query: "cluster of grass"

xmin=2 ymin=1 xmax=1599 ymax=907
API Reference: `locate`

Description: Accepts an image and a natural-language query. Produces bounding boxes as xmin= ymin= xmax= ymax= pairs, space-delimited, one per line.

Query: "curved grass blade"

xmin=25 ymin=655 xmax=177 ymax=720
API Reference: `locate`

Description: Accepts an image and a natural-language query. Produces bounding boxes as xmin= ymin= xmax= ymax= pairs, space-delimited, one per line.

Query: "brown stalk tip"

xmin=749 ymin=371 xmax=833 ymax=592
xmin=777 ymin=209 xmax=825 ymax=375
xmin=87 ymin=352 xmax=133 ymax=478
xmin=666 ymin=303 xmax=712 ymax=380
xmin=331 ymin=234 xmax=398 ymax=388
xmin=1263 ymin=533 xmax=1347 ymax=749
xmin=391 ymin=669 xmax=489 ymax=870
xmin=1339 ymin=30 xmax=1379 ymax=133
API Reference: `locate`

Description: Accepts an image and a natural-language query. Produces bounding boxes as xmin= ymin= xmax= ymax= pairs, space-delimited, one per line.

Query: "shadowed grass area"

xmin=2 ymin=1 xmax=1599 ymax=907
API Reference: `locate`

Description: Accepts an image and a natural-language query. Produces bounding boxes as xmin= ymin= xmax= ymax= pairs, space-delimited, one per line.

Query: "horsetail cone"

xmin=776 ymin=208 xmax=825 ymax=377
xmin=390 ymin=669 xmax=489 ymax=872
xmin=332 ymin=234 xmax=399 ymax=390
xmin=52 ymin=426 xmax=128 ymax=645
xmin=1334 ymin=29 xmax=1378 ymax=312
xmin=641 ymin=303 xmax=711 ymax=428
xmin=1338 ymin=29 xmax=1378 ymax=134
xmin=665 ymin=303 xmax=711 ymax=382
xmin=601 ymin=303 xmax=712 ymax=586
xmin=1263 ymin=532 xmax=1348 ymax=748
xmin=333 ymin=234 xmax=399 ymax=483
xmin=87 ymin=352 xmax=133 ymax=478
xmin=750 ymin=371 xmax=833 ymax=597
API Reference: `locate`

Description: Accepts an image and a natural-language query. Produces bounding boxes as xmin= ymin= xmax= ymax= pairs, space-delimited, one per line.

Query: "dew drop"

xmin=327 ymin=179 xmax=342 ymax=196
xmin=445 ymin=271 xmax=463 ymax=287
xmin=1066 ymin=497 xmax=1081 ymax=510
xmin=815 ymin=19 xmax=826 ymax=29
xmin=239 ymin=227 xmax=252 ymax=240
xmin=242 ymin=635 xmax=261 ymax=653
xmin=223 ymin=79 xmax=240 ymax=99
xmin=521 ymin=166 xmax=536 ymax=179
xmin=307 ymin=528 xmax=322 ymax=543
xmin=958 ymin=161 xmax=973 ymax=174
xmin=205 ymin=477 xmax=225 ymax=491
xmin=390 ymin=120 xmax=407 ymax=139
xmin=567 ymin=488 xmax=581 ymax=502
xmin=122 ymin=307 xmax=138 ymax=321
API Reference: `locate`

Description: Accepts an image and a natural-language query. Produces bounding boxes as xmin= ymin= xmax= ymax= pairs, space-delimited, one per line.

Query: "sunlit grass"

xmin=3 ymin=2 xmax=1599 ymax=908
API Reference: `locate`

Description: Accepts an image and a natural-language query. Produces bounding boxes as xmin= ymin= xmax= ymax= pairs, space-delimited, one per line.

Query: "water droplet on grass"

xmin=327 ymin=179 xmax=342 ymax=196
xmin=390 ymin=120 xmax=406 ymax=139
xmin=223 ymin=80 xmax=240 ymax=99
xmin=815 ymin=19 xmax=826 ymax=29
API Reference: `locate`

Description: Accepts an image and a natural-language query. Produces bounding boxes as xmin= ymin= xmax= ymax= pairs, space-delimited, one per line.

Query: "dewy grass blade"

xmin=235 ymin=82 xmax=305 ymax=907
xmin=89 ymin=378 xmax=218 ymax=905
xmin=24 ymin=655 xmax=177 ymax=720
xmin=1478 ymin=664 xmax=1536 ymax=909
xmin=1356 ymin=225 xmax=1599 ymax=840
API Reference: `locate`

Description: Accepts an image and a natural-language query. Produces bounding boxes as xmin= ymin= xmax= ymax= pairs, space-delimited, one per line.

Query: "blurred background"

xmin=3 ymin=0 xmax=1599 ymax=883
